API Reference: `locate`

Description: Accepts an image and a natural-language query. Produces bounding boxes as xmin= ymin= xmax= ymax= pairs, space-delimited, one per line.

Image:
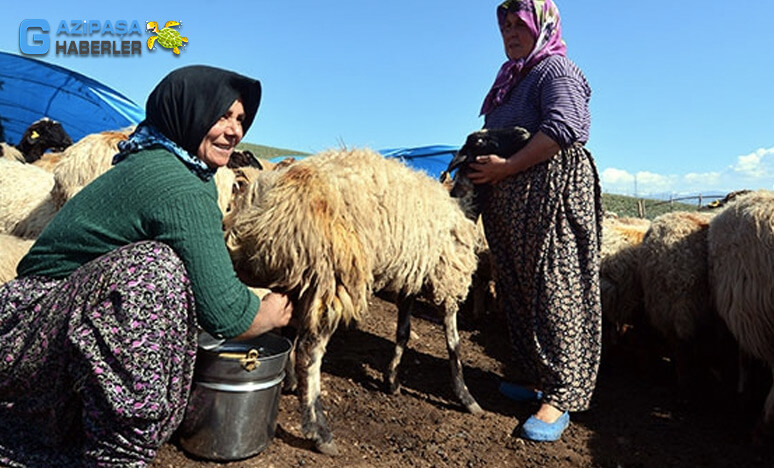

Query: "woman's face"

xmin=500 ymin=12 xmax=535 ymax=61
xmin=197 ymin=98 xmax=245 ymax=169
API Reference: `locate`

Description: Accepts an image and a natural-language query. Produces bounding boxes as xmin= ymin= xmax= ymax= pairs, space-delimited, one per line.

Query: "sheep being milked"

xmin=224 ymin=147 xmax=485 ymax=455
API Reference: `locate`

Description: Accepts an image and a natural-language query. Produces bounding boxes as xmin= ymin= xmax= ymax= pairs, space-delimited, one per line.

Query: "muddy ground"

xmin=152 ymin=296 xmax=773 ymax=468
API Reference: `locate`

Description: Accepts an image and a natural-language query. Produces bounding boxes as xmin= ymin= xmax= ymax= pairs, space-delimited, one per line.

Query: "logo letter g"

xmin=20 ymin=19 xmax=50 ymax=55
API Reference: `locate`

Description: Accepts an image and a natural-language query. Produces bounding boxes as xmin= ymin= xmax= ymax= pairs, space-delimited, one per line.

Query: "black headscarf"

xmin=145 ymin=65 xmax=262 ymax=156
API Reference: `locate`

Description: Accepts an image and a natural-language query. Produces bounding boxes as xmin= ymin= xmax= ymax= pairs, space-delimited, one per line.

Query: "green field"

xmin=601 ymin=193 xmax=705 ymax=219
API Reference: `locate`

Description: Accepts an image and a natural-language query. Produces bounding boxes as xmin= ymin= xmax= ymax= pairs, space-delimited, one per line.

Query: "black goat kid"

xmin=443 ymin=126 xmax=531 ymax=220
xmin=15 ymin=118 xmax=73 ymax=163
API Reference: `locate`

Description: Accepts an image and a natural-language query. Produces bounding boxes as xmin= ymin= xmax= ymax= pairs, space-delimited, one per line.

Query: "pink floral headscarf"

xmin=480 ymin=0 xmax=566 ymax=116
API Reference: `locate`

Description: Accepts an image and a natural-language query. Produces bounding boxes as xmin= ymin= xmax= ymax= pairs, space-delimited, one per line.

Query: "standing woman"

xmin=468 ymin=0 xmax=602 ymax=442
xmin=0 ymin=65 xmax=292 ymax=466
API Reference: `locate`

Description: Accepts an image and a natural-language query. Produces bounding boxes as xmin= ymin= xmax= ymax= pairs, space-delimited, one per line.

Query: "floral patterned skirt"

xmin=481 ymin=145 xmax=603 ymax=412
xmin=0 ymin=241 xmax=198 ymax=467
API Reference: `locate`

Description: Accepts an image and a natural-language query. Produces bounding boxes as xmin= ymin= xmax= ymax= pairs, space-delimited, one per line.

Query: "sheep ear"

xmin=30 ymin=130 xmax=40 ymax=140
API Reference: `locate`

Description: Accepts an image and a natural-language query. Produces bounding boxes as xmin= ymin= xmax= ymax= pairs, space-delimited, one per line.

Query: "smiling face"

xmin=197 ymin=98 xmax=245 ymax=169
xmin=500 ymin=12 xmax=535 ymax=61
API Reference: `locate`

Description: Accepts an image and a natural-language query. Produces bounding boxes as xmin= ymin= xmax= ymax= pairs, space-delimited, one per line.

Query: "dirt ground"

xmin=152 ymin=296 xmax=773 ymax=468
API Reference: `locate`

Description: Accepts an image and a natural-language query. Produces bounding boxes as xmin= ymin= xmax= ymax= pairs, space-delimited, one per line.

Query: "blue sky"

xmin=2 ymin=1 xmax=773 ymax=198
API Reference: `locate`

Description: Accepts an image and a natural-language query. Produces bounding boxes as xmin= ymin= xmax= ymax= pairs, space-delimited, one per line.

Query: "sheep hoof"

xmin=316 ymin=440 xmax=340 ymax=456
xmin=385 ymin=379 xmax=400 ymax=395
xmin=467 ymin=402 xmax=484 ymax=415
xmin=282 ymin=379 xmax=297 ymax=394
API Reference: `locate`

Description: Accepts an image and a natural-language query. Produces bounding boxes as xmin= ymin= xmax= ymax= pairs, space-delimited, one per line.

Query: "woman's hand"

xmin=468 ymin=154 xmax=516 ymax=185
xmin=236 ymin=291 xmax=294 ymax=339
xmin=258 ymin=292 xmax=293 ymax=329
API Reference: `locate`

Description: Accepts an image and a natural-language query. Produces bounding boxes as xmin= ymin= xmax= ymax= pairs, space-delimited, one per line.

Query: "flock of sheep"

xmin=601 ymin=192 xmax=774 ymax=439
xmin=2 ymin=120 xmax=774 ymax=453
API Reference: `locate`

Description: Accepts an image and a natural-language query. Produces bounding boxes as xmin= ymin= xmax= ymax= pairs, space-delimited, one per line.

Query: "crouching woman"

xmin=0 ymin=65 xmax=292 ymax=467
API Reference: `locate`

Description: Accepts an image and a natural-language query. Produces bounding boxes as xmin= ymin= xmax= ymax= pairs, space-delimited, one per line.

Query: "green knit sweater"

xmin=17 ymin=148 xmax=259 ymax=338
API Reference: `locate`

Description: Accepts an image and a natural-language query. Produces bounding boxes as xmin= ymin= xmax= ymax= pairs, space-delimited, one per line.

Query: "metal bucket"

xmin=178 ymin=332 xmax=292 ymax=461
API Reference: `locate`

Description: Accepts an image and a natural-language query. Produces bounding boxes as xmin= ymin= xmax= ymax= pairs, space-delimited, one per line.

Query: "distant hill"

xmin=238 ymin=143 xmax=708 ymax=220
xmin=602 ymin=193 xmax=705 ymax=219
xmin=236 ymin=142 xmax=309 ymax=159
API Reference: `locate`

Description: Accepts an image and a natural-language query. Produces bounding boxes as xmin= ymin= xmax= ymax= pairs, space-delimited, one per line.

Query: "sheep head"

xmin=227 ymin=149 xmax=261 ymax=169
xmin=16 ymin=118 xmax=73 ymax=163
xmin=705 ymin=189 xmax=753 ymax=210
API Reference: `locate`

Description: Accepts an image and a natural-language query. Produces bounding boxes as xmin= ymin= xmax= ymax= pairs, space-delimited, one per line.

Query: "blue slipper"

xmin=498 ymin=381 xmax=543 ymax=402
xmin=520 ymin=411 xmax=570 ymax=442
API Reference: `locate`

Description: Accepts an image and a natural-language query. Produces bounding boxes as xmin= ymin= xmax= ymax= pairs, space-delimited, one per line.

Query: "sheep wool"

xmin=212 ymin=166 xmax=236 ymax=217
xmin=0 ymin=234 xmax=34 ymax=285
xmin=226 ymin=147 xmax=483 ymax=331
xmin=639 ymin=211 xmax=715 ymax=344
xmin=51 ymin=128 xmax=132 ymax=207
xmin=708 ymin=189 xmax=774 ymax=423
xmin=0 ymin=158 xmax=57 ymax=238
xmin=600 ymin=215 xmax=651 ymax=330
xmin=0 ymin=142 xmax=24 ymax=163
xmin=224 ymin=147 xmax=484 ymax=454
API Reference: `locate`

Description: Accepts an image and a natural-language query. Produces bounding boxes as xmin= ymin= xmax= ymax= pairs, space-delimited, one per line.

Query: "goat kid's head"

xmin=444 ymin=126 xmax=531 ymax=219
xmin=17 ymin=118 xmax=73 ymax=162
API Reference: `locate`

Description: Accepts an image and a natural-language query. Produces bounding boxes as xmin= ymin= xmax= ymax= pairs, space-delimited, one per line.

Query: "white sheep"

xmin=50 ymin=128 xmax=132 ymax=207
xmin=0 ymin=158 xmax=57 ymax=239
xmin=216 ymin=165 xmax=265 ymax=217
xmin=639 ymin=211 xmax=737 ymax=390
xmin=440 ymin=128 xmax=532 ymax=323
xmin=708 ymin=190 xmax=774 ymax=428
xmin=462 ymin=221 xmax=498 ymax=323
xmin=0 ymin=233 xmax=34 ymax=285
xmin=213 ymin=166 xmax=237 ymax=217
xmin=1 ymin=142 xmax=25 ymax=162
xmin=599 ymin=215 xmax=651 ymax=336
xmin=0 ymin=128 xmax=136 ymax=238
xmin=224 ymin=147 xmax=484 ymax=455
xmin=640 ymin=212 xmax=713 ymax=342
xmin=597 ymin=214 xmax=660 ymax=372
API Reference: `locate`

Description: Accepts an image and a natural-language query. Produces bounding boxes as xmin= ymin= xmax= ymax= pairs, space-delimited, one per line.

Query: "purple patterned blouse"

xmin=484 ymin=54 xmax=591 ymax=149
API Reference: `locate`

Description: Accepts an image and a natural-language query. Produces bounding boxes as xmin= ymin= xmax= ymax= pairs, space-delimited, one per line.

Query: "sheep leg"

xmin=385 ymin=296 xmax=414 ymax=394
xmin=471 ymin=277 xmax=487 ymax=322
xmin=751 ymin=365 xmax=774 ymax=445
xmin=443 ymin=310 xmax=483 ymax=414
xmin=296 ymin=326 xmax=339 ymax=456
xmin=765 ymin=365 xmax=774 ymax=425
xmin=281 ymin=326 xmax=298 ymax=393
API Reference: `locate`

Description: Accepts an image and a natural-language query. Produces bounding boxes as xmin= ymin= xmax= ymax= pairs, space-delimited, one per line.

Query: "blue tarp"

xmin=269 ymin=145 xmax=459 ymax=181
xmin=378 ymin=145 xmax=458 ymax=180
xmin=0 ymin=51 xmax=145 ymax=145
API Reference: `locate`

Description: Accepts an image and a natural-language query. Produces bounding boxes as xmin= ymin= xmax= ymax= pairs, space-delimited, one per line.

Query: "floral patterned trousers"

xmin=0 ymin=241 xmax=198 ymax=467
xmin=482 ymin=145 xmax=603 ymax=412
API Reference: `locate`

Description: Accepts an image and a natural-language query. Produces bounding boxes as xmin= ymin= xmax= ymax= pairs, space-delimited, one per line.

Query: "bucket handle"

xmin=217 ymin=348 xmax=261 ymax=371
